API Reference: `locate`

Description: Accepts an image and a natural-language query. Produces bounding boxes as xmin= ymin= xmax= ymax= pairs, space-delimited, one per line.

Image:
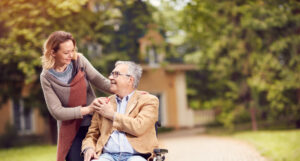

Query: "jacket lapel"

xmin=125 ymin=91 xmax=139 ymax=115
xmin=109 ymin=95 xmax=117 ymax=112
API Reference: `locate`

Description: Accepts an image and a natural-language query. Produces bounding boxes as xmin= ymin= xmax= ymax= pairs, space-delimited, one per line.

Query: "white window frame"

xmin=10 ymin=99 xmax=35 ymax=135
xmin=151 ymin=92 xmax=168 ymax=127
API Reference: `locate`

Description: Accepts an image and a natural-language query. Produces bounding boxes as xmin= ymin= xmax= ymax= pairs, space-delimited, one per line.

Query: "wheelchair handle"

xmin=154 ymin=148 xmax=168 ymax=154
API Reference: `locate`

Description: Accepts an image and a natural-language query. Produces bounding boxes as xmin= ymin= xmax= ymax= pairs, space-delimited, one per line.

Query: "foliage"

xmin=98 ymin=0 xmax=154 ymax=69
xmin=0 ymin=123 xmax=19 ymax=148
xmin=0 ymin=122 xmax=46 ymax=149
xmin=151 ymin=0 xmax=188 ymax=63
xmin=234 ymin=130 xmax=300 ymax=161
xmin=0 ymin=2 xmax=158 ymax=139
xmin=0 ymin=0 xmax=132 ymax=107
xmin=181 ymin=0 xmax=300 ymax=128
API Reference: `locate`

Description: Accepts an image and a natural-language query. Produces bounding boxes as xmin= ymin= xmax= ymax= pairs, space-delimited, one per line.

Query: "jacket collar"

xmin=125 ymin=91 xmax=139 ymax=115
xmin=109 ymin=90 xmax=140 ymax=115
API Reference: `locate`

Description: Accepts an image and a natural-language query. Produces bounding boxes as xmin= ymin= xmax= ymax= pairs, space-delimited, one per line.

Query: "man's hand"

xmin=84 ymin=148 xmax=98 ymax=161
xmin=98 ymin=97 xmax=110 ymax=104
xmin=94 ymin=98 xmax=115 ymax=120
xmin=81 ymin=98 xmax=102 ymax=116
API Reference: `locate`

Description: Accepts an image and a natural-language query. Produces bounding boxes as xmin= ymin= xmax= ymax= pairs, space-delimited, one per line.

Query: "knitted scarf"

xmin=57 ymin=69 xmax=87 ymax=161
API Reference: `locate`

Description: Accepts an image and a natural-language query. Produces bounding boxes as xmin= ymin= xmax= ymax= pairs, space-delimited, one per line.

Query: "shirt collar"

xmin=116 ymin=90 xmax=135 ymax=104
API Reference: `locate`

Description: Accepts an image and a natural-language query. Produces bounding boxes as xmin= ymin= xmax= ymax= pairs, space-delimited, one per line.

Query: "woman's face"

xmin=52 ymin=40 xmax=75 ymax=67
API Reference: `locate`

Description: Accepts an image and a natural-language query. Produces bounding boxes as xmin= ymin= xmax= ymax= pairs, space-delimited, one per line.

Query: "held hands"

xmin=81 ymin=98 xmax=101 ymax=116
xmin=84 ymin=148 xmax=98 ymax=161
xmin=94 ymin=97 xmax=115 ymax=120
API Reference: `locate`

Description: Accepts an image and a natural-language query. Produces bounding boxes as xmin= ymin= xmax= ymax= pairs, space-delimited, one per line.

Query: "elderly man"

xmin=82 ymin=61 xmax=159 ymax=161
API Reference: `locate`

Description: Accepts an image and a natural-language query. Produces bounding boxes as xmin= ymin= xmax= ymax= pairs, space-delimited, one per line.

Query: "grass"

xmin=203 ymin=122 xmax=300 ymax=161
xmin=233 ymin=130 xmax=300 ymax=161
xmin=0 ymin=145 xmax=56 ymax=161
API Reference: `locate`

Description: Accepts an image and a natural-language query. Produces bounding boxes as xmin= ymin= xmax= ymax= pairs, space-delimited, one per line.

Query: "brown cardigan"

xmin=82 ymin=91 xmax=160 ymax=159
xmin=40 ymin=53 xmax=110 ymax=161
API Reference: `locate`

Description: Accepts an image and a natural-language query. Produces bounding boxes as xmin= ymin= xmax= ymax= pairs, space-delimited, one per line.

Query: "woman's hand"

xmin=80 ymin=107 xmax=92 ymax=116
xmin=80 ymin=98 xmax=102 ymax=116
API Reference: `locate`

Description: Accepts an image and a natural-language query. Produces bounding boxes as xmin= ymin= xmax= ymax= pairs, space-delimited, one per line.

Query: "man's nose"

xmin=108 ymin=74 xmax=113 ymax=79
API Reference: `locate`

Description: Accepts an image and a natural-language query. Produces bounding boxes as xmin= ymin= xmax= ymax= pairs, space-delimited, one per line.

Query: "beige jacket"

xmin=82 ymin=90 xmax=159 ymax=158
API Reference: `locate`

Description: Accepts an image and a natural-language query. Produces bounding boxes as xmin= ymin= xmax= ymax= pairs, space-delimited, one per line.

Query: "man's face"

xmin=109 ymin=64 xmax=133 ymax=94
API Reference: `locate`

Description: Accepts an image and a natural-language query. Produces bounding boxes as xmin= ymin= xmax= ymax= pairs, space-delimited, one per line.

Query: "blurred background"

xmin=0 ymin=0 xmax=300 ymax=161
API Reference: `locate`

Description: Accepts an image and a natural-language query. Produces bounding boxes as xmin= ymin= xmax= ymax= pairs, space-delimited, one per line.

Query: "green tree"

xmin=107 ymin=0 xmax=154 ymax=61
xmin=151 ymin=0 xmax=187 ymax=63
xmin=0 ymin=0 xmax=127 ymax=104
xmin=182 ymin=0 xmax=300 ymax=129
xmin=0 ymin=0 xmax=133 ymax=143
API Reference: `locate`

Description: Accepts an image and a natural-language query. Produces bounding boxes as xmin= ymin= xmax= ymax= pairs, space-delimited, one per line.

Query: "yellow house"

xmin=0 ymin=100 xmax=47 ymax=136
xmin=0 ymin=84 xmax=49 ymax=141
xmin=137 ymin=24 xmax=198 ymax=128
xmin=138 ymin=64 xmax=196 ymax=129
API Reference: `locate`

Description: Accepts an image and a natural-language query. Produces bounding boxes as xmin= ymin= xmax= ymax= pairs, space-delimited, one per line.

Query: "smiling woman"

xmin=51 ymin=40 xmax=75 ymax=72
xmin=42 ymin=31 xmax=78 ymax=70
xmin=40 ymin=31 xmax=111 ymax=161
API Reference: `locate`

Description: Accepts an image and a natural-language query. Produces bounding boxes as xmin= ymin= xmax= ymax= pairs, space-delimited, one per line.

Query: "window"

xmin=156 ymin=94 xmax=162 ymax=124
xmin=12 ymin=99 xmax=34 ymax=135
xmin=153 ymin=93 xmax=167 ymax=126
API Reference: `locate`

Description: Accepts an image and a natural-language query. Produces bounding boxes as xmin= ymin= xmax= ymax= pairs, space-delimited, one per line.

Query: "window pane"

xmin=154 ymin=94 xmax=162 ymax=124
xmin=24 ymin=109 xmax=32 ymax=130
xmin=13 ymin=99 xmax=21 ymax=131
xmin=12 ymin=99 xmax=33 ymax=133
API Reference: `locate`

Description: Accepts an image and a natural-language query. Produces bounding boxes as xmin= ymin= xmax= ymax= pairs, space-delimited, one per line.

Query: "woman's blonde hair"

xmin=41 ymin=31 xmax=78 ymax=69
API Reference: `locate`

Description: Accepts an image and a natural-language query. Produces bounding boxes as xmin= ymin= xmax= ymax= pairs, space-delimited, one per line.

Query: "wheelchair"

xmin=152 ymin=121 xmax=168 ymax=161
xmin=153 ymin=148 xmax=168 ymax=161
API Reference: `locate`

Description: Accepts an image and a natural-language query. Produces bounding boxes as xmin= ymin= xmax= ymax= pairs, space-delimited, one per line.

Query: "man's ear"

xmin=130 ymin=77 xmax=134 ymax=84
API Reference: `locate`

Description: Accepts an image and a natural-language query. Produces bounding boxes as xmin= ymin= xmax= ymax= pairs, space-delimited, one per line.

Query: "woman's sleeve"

xmin=40 ymin=75 xmax=83 ymax=121
xmin=79 ymin=54 xmax=111 ymax=93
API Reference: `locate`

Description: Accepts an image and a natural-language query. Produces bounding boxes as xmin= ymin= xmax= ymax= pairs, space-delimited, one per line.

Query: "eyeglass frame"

xmin=109 ymin=71 xmax=132 ymax=78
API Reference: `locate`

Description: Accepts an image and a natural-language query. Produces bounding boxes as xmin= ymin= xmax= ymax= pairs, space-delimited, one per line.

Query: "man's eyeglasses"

xmin=110 ymin=71 xmax=132 ymax=78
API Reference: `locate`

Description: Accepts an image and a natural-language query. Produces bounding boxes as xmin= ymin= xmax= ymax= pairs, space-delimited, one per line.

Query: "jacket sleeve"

xmin=82 ymin=113 xmax=101 ymax=152
xmin=40 ymin=74 xmax=82 ymax=121
xmin=112 ymin=95 xmax=159 ymax=136
xmin=79 ymin=54 xmax=111 ymax=94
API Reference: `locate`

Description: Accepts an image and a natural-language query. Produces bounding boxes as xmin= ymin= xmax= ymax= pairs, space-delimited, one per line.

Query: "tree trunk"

xmin=250 ymin=107 xmax=258 ymax=131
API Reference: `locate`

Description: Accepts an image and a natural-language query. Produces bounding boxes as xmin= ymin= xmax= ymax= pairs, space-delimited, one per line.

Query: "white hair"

xmin=115 ymin=61 xmax=143 ymax=88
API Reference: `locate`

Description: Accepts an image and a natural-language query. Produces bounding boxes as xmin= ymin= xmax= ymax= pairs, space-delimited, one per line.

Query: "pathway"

xmin=157 ymin=127 xmax=268 ymax=161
